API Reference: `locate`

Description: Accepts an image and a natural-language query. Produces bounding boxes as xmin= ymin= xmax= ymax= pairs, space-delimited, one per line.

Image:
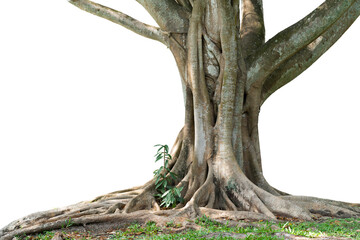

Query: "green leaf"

xmin=154 ymin=193 xmax=162 ymax=198
xmin=155 ymin=175 xmax=161 ymax=185
xmin=169 ymin=194 xmax=176 ymax=203
xmin=156 ymin=181 xmax=163 ymax=189
xmin=166 ymin=153 xmax=172 ymax=160
xmin=154 ymin=167 xmax=163 ymax=177
xmin=164 ymin=145 xmax=169 ymax=153
xmin=169 ymin=172 xmax=177 ymax=180
xmin=155 ymin=154 xmax=163 ymax=162
xmin=158 ymin=166 xmax=164 ymax=172
xmin=163 ymin=194 xmax=175 ymax=208
xmin=158 ymin=188 xmax=166 ymax=194
xmin=161 ymin=189 xmax=171 ymax=198
xmin=174 ymin=188 xmax=181 ymax=197
xmin=156 ymin=145 xmax=165 ymax=153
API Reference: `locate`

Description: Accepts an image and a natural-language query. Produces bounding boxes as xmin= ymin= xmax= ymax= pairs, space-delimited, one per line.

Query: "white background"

xmin=1 ymin=0 xmax=359 ymax=229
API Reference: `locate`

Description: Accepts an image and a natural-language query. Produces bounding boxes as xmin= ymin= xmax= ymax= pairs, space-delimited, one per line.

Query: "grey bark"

xmin=1 ymin=1 xmax=359 ymax=238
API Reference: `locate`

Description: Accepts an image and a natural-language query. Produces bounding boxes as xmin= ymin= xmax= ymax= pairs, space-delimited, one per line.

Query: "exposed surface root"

xmin=123 ymin=185 xmax=159 ymax=213
xmin=0 ymin=187 xmax=143 ymax=239
xmin=281 ymin=195 xmax=360 ymax=218
xmin=253 ymin=186 xmax=312 ymax=221
xmin=2 ymin=203 xmax=273 ymax=240
xmin=212 ymin=155 xmax=313 ymax=221
xmin=282 ymin=196 xmax=360 ymax=211
xmin=254 ymin=174 xmax=289 ymax=196
xmin=199 ymin=208 xmax=276 ymax=222
xmin=1 ymin=182 xmax=359 ymax=240
xmin=1 ymin=210 xmax=171 ymax=240
xmin=91 ymin=186 xmax=143 ymax=202
xmin=1 ymin=157 xmax=359 ymax=239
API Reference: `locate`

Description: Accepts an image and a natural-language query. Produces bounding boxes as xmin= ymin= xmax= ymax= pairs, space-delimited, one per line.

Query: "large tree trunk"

xmin=1 ymin=0 xmax=360 ymax=239
xmin=121 ymin=0 xmax=357 ymax=220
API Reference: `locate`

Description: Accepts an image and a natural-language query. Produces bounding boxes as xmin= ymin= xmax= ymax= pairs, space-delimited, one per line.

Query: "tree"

xmin=1 ymin=0 xmax=360 ymax=238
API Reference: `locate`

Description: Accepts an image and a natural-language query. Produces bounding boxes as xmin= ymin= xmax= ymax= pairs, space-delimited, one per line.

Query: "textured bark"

xmin=261 ymin=0 xmax=360 ymax=103
xmin=1 ymin=0 xmax=360 ymax=238
xmin=68 ymin=0 xmax=170 ymax=45
xmin=240 ymin=0 xmax=265 ymax=59
xmin=246 ymin=0 xmax=357 ymax=92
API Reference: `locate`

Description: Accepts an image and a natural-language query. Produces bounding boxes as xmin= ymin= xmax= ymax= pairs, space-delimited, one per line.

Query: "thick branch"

xmin=68 ymin=0 xmax=169 ymax=46
xmin=246 ymin=0 xmax=356 ymax=92
xmin=261 ymin=0 xmax=360 ymax=103
xmin=240 ymin=0 xmax=265 ymax=59
xmin=136 ymin=0 xmax=189 ymax=33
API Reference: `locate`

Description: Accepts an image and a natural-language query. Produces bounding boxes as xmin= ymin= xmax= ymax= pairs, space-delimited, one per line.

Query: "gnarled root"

xmin=2 ymin=149 xmax=359 ymax=239
xmin=122 ymin=185 xmax=159 ymax=213
xmin=0 ymin=187 xmax=141 ymax=240
xmin=281 ymin=195 xmax=360 ymax=218
xmin=1 ymin=172 xmax=359 ymax=239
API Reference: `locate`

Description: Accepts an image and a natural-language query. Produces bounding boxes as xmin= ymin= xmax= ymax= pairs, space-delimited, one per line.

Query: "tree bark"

xmin=121 ymin=0 xmax=359 ymax=221
xmin=1 ymin=1 xmax=360 ymax=238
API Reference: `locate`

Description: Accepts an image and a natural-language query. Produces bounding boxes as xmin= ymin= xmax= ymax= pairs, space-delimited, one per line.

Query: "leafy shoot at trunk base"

xmin=153 ymin=144 xmax=184 ymax=208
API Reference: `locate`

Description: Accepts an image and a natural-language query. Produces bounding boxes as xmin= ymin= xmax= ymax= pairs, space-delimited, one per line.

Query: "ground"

xmin=12 ymin=215 xmax=360 ymax=240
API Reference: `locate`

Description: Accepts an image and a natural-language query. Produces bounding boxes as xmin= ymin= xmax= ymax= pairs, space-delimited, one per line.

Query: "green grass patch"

xmin=17 ymin=216 xmax=360 ymax=240
xmin=279 ymin=218 xmax=360 ymax=239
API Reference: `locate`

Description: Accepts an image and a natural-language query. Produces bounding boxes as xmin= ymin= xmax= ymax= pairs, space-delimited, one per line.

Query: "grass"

xmin=278 ymin=218 xmax=360 ymax=239
xmin=15 ymin=216 xmax=360 ymax=239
